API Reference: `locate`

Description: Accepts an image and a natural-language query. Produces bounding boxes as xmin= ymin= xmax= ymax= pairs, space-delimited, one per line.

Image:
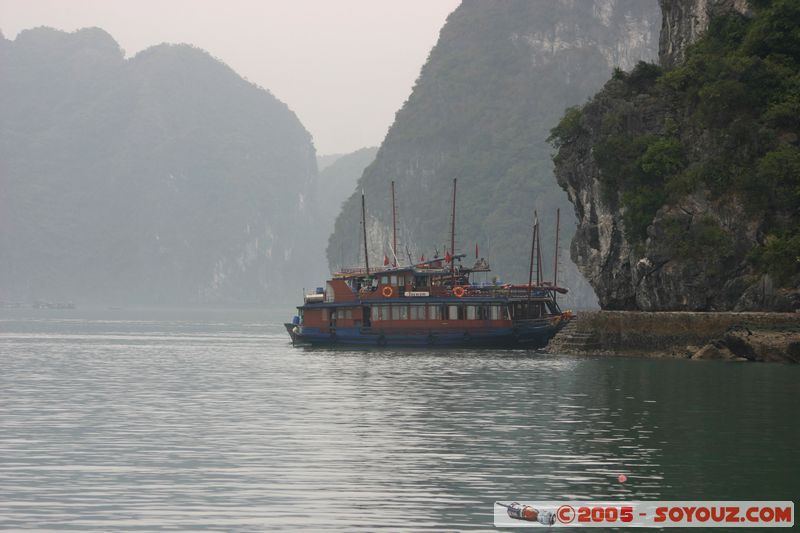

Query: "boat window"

xmin=448 ymin=305 xmax=458 ymax=320
xmin=344 ymin=309 xmax=352 ymax=320
xmin=490 ymin=305 xmax=500 ymax=320
xmin=409 ymin=305 xmax=422 ymax=320
xmin=321 ymin=309 xmax=329 ymax=321
xmin=391 ymin=305 xmax=408 ymax=320
xmin=372 ymin=305 xmax=382 ymax=321
xmin=325 ymin=283 xmax=335 ymax=303
xmin=428 ymin=304 xmax=440 ymax=320
xmin=381 ymin=275 xmax=388 ymax=285
xmin=466 ymin=305 xmax=477 ymax=320
xmin=390 ymin=275 xmax=398 ymax=285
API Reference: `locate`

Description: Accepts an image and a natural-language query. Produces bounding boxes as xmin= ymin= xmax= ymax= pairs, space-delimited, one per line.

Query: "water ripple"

xmin=1 ymin=310 xmax=798 ymax=530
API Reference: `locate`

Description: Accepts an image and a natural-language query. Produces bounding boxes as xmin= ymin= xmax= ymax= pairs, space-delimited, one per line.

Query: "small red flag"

xmin=445 ymin=251 xmax=452 ymax=263
xmin=420 ymin=254 xmax=425 ymax=262
xmin=383 ymin=254 xmax=389 ymax=266
xmin=475 ymin=242 xmax=479 ymax=258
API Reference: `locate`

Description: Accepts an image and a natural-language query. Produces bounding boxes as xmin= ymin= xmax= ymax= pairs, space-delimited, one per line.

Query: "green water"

xmin=1 ymin=308 xmax=797 ymax=530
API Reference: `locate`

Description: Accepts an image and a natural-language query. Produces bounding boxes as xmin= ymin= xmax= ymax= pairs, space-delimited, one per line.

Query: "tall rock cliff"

xmin=326 ymin=0 xmax=661 ymax=309
xmin=0 ymin=27 xmax=321 ymax=304
xmin=552 ymin=0 xmax=800 ymax=311
xmin=658 ymin=0 xmax=751 ymax=67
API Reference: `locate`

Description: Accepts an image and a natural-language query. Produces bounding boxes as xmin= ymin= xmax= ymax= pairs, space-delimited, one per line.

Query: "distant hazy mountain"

xmin=327 ymin=0 xmax=661 ymax=308
xmin=318 ymin=147 xmax=378 ymax=262
xmin=317 ymin=153 xmax=345 ymax=172
xmin=0 ymin=27 xmax=320 ymax=305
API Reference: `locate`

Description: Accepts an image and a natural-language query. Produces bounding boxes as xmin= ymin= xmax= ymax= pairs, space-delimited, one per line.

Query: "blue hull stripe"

xmin=292 ymin=323 xmax=563 ymax=348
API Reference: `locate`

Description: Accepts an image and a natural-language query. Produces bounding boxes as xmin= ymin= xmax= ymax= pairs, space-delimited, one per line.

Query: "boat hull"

xmin=283 ymin=322 xmax=298 ymax=343
xmin=289 ymin=320 xmax=565 ymax=349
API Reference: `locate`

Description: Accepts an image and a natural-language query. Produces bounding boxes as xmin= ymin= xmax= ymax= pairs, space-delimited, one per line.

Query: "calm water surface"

xmin=1 ymin=308 xmax=798 ymax=531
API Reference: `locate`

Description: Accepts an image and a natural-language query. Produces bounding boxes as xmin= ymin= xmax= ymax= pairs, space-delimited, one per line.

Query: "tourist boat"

xmin=284 ymin=179 xmax=572 ymax=348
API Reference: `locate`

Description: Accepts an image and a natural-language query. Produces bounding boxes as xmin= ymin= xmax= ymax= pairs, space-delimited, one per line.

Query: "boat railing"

xmin=345 ymin=285 xmax=561 ymax=300
xmin=462 ymin=285 xmax=560 ymax=299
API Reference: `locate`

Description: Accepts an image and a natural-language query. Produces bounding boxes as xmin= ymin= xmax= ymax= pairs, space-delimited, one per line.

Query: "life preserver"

xmin=382 ymin=285 xmax=394 ymax=298
xmin=453 ymin=286 xmax=465 ymax=298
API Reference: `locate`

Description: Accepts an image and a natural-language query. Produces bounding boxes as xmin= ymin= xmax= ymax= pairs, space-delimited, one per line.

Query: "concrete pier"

xmin=547 ymin=311 xmax=800 ymax=362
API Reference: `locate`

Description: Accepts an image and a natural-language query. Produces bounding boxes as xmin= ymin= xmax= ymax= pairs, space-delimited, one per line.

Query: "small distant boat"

xmin=285 ymin=179 xmax=572 ymax=348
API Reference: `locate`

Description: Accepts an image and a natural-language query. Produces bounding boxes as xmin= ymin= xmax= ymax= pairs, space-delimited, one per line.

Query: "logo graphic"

xmin=495 ymin=502 xmax=555 ymax=525
xmin=557 ymin=505 xmax=576 ymax=524
xmin=494 ymin=501 xmax=794 ymax=528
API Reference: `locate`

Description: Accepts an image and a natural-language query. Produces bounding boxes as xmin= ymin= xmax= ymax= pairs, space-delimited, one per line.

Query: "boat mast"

xmin=553 ymin=208 xmax=560 ymax=301
xmin=527 ymin=210 xmax=537 ymax=306
xmin=450 ymin=178 xmax=457 ymax=284
xmin=361 ymin=190 xmax=370 ymax=276
xmin=391 ymin=180 xmax=397 ymax=267
xmin=536 ymin=214 xmax=543 ymax=286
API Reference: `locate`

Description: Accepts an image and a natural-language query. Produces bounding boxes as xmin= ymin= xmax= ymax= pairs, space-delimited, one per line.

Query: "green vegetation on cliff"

xmin=550 ymin=0 xmax=800 ymax=284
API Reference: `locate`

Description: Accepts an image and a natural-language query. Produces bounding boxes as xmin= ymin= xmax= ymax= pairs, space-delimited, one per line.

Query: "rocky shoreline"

xmin=547 ymin=311 xmax=800 ymax=363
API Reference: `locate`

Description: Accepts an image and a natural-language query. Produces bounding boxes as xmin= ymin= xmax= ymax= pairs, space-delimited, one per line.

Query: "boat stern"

xmin=284 ymin=315 xmax=301 ymax=343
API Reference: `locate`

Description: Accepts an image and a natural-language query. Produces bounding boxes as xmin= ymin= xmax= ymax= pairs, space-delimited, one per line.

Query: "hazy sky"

xmin=0 ymin=0 xmax=459 ymax=155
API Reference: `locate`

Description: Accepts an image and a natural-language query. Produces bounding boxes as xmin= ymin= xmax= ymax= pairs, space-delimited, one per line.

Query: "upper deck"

xmin=302 ymin=254 xmax=567 ymax=309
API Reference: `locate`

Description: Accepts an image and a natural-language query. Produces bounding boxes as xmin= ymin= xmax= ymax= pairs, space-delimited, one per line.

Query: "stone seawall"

xmin=547 ymin=311 xmax=800 ymax=362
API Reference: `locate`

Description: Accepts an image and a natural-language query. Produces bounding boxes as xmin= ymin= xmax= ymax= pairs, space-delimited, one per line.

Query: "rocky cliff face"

xmin=658 ymin=0 xmax=751 ymax=67
xmin=553 ymin=0 xmax=800 ymax=311
xmin=327 ymin=0 xmax=661 ymax=309
xmin=557 ymin=120 xmax=768 ymax=311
